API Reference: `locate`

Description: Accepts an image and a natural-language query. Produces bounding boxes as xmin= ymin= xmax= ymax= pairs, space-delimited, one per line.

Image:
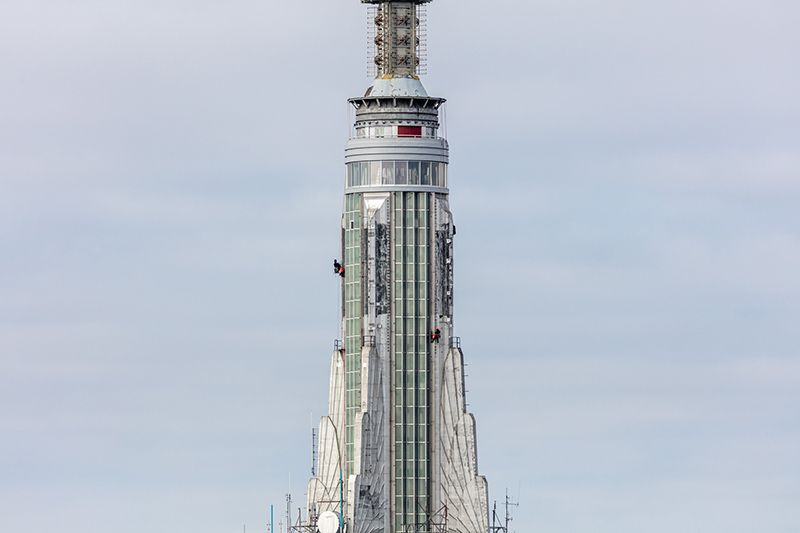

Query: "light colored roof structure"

xmin=365 ymin=76 xmax=429 ymax=98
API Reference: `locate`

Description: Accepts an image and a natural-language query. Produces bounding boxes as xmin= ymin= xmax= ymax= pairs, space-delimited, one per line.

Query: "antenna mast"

xmin=363 ymin=0 xmax=431 ymax=78
xmin=311 ymin=427 xmax=317 ymax=477
xmin=489 ymin=488 xmax=519 ymax=533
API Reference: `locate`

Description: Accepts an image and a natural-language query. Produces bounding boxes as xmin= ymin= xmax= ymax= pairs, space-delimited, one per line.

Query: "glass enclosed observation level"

xmin=346 ymin=160 xmax=447 ymax=188
xmin=345 ymin=95 xmax=448 ymax=195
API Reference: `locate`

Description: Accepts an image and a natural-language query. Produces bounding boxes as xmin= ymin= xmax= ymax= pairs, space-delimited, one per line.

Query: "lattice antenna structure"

xmin=366 ymin=4 xmax=378 ymax=78
xmin=363 ymin=0 xmax=432 ymax=78
xmin=416 ymin=3 xmax=428 ymax=76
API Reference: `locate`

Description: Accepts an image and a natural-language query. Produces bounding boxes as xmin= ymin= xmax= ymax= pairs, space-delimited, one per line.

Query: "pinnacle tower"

xmin=306 ymin=2 xmax=489 ymax=533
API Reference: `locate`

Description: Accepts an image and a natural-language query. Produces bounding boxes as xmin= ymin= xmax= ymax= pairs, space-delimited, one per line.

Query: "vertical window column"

xmin=393 ymin=191 xmax=430 ymax=532
xmin=344 ymin=193 xmax=362 ymax=478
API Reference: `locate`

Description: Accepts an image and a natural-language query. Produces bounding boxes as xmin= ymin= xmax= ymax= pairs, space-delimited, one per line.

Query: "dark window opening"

xmin=398 ymin=125 xmax=422 ymax=138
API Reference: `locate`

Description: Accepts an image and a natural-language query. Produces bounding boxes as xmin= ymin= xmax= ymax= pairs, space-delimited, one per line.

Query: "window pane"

xmin=382 ymin=161 xmax=394 ymax=185
xmin=395 ymin=161 xmax=407 ymax=184
xmin=420 ymin=161 xmax=431 ymax=185
xmin=370 ymin=161 xmax=381 ymax=185
xmin=408 ymin=161 xmax=419 ymax=185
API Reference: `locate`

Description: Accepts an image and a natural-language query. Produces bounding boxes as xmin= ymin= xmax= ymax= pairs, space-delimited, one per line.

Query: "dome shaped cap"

xmin=366 ymin=76 xmax=428 ymax=97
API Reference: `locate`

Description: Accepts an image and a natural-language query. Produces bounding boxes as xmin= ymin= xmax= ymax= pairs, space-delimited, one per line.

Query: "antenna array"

xmin=366 ymin=2 xmax=428 ymax=78
xmin=366 ymin=4 xmax=378 ymax=78
xmin=417 ymin=3 xmax=428 ymax=76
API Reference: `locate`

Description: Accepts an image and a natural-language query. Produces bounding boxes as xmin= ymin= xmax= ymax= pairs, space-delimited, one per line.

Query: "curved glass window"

xmin=347 ymin=161 xmax=447 ymax=188
xmin=408 ymin=161 xmax=420 ymax=185
xmin=382 ymin=161 xmax=394 ymax=185
xmin=395 ymin=162 xmax=407 ymax=184
xmin=370 ymin=161 xmax=381 ymax=185
xmin=420 ymin=161 xmax=430 ymax=185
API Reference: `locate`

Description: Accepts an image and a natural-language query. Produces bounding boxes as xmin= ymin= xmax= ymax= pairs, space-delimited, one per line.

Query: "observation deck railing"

xmin=348 ymin=133 xmax=447 ymax=142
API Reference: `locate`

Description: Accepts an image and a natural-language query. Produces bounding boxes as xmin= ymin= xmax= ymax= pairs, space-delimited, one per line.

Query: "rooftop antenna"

xmin=286 ymin=492 xmax=293 ymax=533
xmin=504 ymin=488 xmax=519 ymax=533
xmin=489 ymin=488 xmax=519 ymax=533
xmin=311 ymin=420 xmax=317 ymax=477
xmin=489 ymin=501 xmax=503 ymax=533
xmin=364 ymin=0 xmax=431 ymax=79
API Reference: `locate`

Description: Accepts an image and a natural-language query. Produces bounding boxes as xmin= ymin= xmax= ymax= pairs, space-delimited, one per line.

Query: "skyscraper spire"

xmin=304 ymin=3 xmax=489 ymax=533
xmin=365 ymin=0 xmax=429 ymax=78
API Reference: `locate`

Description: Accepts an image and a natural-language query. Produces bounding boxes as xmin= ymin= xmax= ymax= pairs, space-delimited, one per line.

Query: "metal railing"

xmin=349 ymin=132 xmax=446 ymax=141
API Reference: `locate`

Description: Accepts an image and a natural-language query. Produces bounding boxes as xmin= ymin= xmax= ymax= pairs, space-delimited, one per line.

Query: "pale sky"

xmin=1 ymin=1 xmax=799 ymax=532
